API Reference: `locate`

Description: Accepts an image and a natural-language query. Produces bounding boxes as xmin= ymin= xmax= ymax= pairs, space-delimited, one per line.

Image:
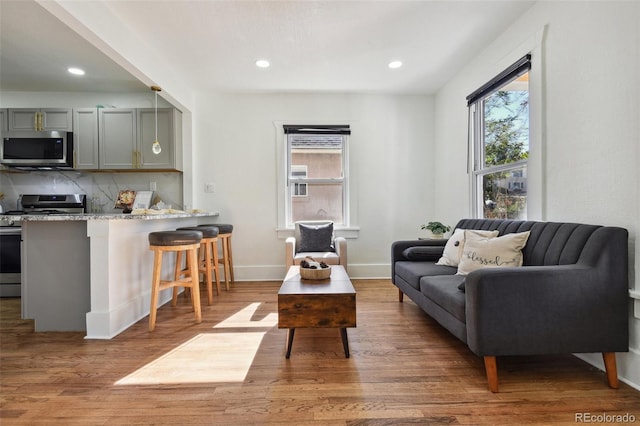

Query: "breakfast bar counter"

xmin=17 ymin=211 xmax=219 ymax=338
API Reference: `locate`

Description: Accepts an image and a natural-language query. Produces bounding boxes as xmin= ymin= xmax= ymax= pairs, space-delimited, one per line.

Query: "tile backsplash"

xmin=0 ymin=170 xmax=182 ymax=213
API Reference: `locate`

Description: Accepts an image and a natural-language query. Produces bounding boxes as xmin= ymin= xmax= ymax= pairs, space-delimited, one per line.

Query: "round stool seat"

xmin=177 ymin=226 xmax=219 ymax=238
xmin=149 ymin=230 xmax=202 ymax=246
xmin=200 ymin=223 xmax=233 ymax=234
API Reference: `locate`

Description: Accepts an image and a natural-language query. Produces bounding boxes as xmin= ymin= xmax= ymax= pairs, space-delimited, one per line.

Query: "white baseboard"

xmin=575 ymin=348 xmax=640 ymax=392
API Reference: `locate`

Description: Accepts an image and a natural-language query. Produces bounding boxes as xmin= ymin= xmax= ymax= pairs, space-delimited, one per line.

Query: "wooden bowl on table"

xmin=299 ymin=265 xmax=331 ymax=280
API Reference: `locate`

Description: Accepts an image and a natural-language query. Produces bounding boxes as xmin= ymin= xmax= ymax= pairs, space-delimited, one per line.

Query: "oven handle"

xmin=0 ymin=227 xmax=21 ymax=235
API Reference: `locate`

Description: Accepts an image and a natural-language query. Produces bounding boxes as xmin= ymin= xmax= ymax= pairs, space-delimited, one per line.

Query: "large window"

xmin=284 ymin=125 xmax=349 ymax=226
xmin=468 ymin=55 xmax=530 ymax=219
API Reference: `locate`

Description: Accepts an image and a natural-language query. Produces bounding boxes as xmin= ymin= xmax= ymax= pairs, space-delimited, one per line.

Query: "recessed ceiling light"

xmin=68 ymin=67 xmax=85 ymax=76
xmin=388 ymin=61 xmax=403 ymax=69
xmin=255 ymin=59 xmax=270 ymax=68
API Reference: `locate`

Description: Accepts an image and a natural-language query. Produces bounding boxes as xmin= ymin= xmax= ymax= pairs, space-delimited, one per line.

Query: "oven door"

xmin=0 ymin=226 xmax=22 ymax=297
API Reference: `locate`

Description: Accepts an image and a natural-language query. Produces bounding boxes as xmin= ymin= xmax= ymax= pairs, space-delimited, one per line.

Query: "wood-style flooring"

xmin=1 ymin=280 xmax=639 ymax=425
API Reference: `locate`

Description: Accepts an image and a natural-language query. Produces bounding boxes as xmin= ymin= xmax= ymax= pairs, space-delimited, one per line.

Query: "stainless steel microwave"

xmin=1 ymin=131 xmax=74 ymax=169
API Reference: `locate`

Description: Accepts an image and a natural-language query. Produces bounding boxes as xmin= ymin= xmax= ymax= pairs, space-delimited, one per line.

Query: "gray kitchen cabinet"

xmin=0 ymin=109 xmax=7 ymax=135
xmin=73 ymin=108 xmax=99 ymax=169
xmin=136 ymin=108 xmax=181 ymax=170
xmin=98 ymin=107 xmax=181 ymax=170
xmin=98 ymin=108 xmax=137 ymax=169
xmin=8 ymin=108 xmax=72 ymax=131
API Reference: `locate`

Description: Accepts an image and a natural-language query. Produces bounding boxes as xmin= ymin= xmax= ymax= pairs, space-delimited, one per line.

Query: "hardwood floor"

xmin=1 ymin=280 xmax=639 ymax=425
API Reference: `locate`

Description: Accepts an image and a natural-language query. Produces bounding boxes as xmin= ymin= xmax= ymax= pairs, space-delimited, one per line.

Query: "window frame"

xmin=285 ymin=128 xmax=348 ymax=226
xmin=468 ymin=55 xmax=532 ymax=220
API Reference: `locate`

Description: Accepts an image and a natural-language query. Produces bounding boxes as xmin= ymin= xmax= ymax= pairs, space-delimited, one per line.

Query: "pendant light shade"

xmin=151 ymin=85 xmax=162 ymax=155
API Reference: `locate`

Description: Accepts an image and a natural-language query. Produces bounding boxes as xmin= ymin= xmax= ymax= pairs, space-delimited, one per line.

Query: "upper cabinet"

xmin=98 ymin=108 xmax=137 ymax=169
xmin=0 ymin=109 xmax=7 ymax=135
xmin=137 ymin=108 xmax=180 ymax=170
xmin=73 ymin=108 xmax=100 ymax=170
xmin=74 ymin=107 xmax=182 ymax=171
xmin=8 ymin=108 xmax=72 ymax=131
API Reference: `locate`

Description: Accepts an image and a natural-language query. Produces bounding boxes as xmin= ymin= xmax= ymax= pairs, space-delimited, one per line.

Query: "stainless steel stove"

xmin=19 ymin=194 xmax=87 ymax=214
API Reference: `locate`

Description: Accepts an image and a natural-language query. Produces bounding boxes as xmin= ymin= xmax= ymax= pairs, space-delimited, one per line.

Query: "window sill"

xmin=276 ymin=226 xmax=360 ymax=239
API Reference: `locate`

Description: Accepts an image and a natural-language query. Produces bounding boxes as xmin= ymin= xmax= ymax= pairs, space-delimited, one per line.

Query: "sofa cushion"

xmin=394 ymin=261 xmax=456 ymax=291
xmin=457 ymin=230 xmax=531 ymax=275
xmin=436 ymin=229 xmax=499 ymax=267
xmin=420 ymin=275 xmax=467 ymax=323
xmin=402 ymin=246 xmax=443 ymax=261
xmin=298 ymin=222 xmax=334 ymax=252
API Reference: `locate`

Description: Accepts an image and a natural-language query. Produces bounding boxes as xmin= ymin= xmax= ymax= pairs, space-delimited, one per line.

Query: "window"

xmin=291 ymin=165 xmax=308 ymax=197
xmin=284 ymin=125 xmax=349 ymax=226
xmin=468 ymin=55 xmax=531 ymax=219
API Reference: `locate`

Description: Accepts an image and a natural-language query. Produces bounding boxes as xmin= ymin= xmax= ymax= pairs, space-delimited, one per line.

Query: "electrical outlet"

xmin=204 ymin=183 xmax=215 ymax=193
xmin=149 ymin=181 xmax=157 ymax=191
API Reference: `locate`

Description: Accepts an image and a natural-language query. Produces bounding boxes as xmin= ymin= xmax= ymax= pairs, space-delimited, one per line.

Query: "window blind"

xmin=466 ymin=54 xmax=531 ymax=107
xmin=283 ymin=125 xmax=351 ymax=135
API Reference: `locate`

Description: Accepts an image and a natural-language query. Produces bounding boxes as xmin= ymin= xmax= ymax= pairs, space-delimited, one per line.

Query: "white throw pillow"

xmin=457 ymin=230 xmax=531 ymax=275
xmin=436 ymin=229 xmax=499 ymax=267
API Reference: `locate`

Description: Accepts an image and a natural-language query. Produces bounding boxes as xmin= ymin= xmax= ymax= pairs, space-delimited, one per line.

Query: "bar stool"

xmin=148 ymin=230 xmax=203 ymax=331
xmin=199 ymin=223 xmax=234 ymax=290
xmin=177 ymin=225 xmax=221 ymax=304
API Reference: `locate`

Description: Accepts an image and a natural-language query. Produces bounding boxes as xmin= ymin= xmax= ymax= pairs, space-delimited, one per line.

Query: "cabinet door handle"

xmin=34 ymin=113 xmax=39 ymax=131
xmin=38 ymin=112 xmax=44 ymax=131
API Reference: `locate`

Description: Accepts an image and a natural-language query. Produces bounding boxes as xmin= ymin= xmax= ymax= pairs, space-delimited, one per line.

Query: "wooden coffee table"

xmin=278 ymin=265 xmax=356 ymax=358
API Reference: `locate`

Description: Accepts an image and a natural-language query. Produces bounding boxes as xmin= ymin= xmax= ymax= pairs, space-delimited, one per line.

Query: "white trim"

xmin=468 ymin=25 xmax=547 ymax=220
xmin=274 ymin=120 xmax=358 ymax=231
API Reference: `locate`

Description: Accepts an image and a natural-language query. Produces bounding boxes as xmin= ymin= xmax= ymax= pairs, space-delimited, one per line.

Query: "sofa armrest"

xmin=464 ymin=265 xmax=629 ymax=357
xmin=391 ymin=239 xmax=447 ymax=281
xmin=285 ymin=236 xmax=296 ymax=269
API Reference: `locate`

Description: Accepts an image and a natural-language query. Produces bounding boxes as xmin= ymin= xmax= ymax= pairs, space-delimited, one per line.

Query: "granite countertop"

xmin=0 ymin=210 xmax=219 ymax=223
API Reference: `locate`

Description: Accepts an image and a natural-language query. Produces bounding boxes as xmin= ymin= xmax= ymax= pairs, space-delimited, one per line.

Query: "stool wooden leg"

xmin=203 ymin=240 xmax=214 ymax=305
xmin=172 ymin=250 xmax=183 ymax=306
xmin=149 ymin=248 xmax=162 ymax=331
xmin=212 ymin=238 xmax=221 ymax=296
xmin=188 ymin=247 xmax=202 ymax=323
xmin=227 ymin=235 xmax=234 ymax=283
xmin=221 ymin=236 xmax=231 ymax=291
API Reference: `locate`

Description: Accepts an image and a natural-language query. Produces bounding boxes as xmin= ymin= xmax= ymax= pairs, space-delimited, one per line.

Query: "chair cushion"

xmin=420 ymin=275 xmax=467 ymax=323
xmin=294 ymin=252 xmax=340 ymax=265
xmin=394 ymin=261 xmax=457 ymax=291
xmin=177 ymin=226 xmax=219 ymax=238
xmin=298 ymin=222 xmax=334 ymax=252
xmin=149 ymin=230 xmax=202 ymax=246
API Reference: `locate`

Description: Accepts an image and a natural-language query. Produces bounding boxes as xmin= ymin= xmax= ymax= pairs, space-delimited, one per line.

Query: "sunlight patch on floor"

xmin=213 ymin=302 xmax=278 ymax=328
xmin=115 ymin=332 xmax=266 ymax=385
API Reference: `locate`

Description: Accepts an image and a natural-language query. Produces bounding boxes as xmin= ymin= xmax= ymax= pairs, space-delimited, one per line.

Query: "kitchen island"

xmin=17 ymin=211 xmax=219 ymax=338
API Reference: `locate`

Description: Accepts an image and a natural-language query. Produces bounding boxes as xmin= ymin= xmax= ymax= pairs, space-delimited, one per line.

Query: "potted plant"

xmin=421 ymin=221 xmax=451 ymax=239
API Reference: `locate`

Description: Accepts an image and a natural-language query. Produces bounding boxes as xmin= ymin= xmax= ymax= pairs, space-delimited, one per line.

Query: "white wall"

xmin=434 ymin=0 xmax=640 ymax=390
xmin=191 ymin=93 xmax=434 ymax=280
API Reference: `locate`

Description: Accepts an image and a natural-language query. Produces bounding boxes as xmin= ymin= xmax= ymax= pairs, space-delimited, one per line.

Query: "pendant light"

xmin=150 ymin=85 xmax=162 ymax=155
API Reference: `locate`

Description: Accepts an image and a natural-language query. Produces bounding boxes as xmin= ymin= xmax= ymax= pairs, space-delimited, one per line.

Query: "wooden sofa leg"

xmin=484 ymin=356 xmax=499 ymax=393
xmin=398 ymin=289 xmax=404 ymax=303
xmin=602 ymin=352 xmax=619 ymax=389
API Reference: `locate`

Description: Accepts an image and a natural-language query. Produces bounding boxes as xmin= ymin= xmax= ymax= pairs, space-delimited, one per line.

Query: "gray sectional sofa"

xmin=391 ymin=219 xmax=629 ymax=392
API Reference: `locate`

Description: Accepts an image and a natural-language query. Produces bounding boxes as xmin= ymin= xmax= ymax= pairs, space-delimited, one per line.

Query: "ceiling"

xmin=0 ymin=0 xmax=535 ymax=95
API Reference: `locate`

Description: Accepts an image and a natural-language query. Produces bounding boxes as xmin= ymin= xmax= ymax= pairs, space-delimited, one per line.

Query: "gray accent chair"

xmin=391 ymin=219 xmax=629 ymax=392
